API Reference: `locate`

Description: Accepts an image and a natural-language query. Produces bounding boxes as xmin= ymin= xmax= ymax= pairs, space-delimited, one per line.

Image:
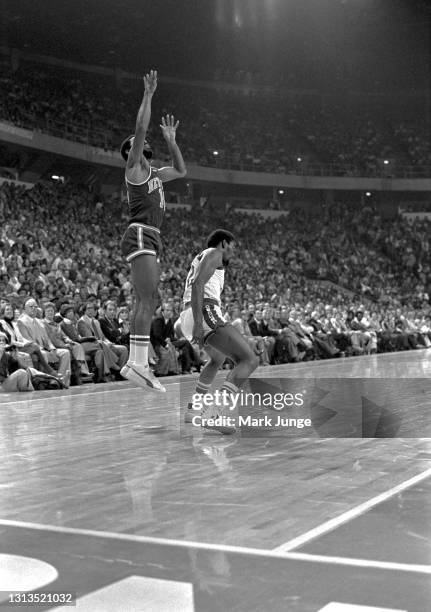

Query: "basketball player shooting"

xmin=119 ymin=70 xmax=186 ymax=392
xmin=180 ymin=230 xmax=259 ymax=434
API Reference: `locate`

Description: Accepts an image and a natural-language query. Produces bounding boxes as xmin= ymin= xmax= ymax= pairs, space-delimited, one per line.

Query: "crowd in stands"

xmin=0 ymin=63 xmax=430 ymax=175
xmin=1 ymin=178 xmax=431 ymax=390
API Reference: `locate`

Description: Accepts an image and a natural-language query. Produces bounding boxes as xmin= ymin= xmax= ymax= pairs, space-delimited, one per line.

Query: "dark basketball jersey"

xmin=125 ymin=167 xmax=166 ymax=228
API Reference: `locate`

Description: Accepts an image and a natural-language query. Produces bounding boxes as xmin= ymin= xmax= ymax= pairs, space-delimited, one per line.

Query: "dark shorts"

xmin=120 ymin=223 xmax=162 ymax=263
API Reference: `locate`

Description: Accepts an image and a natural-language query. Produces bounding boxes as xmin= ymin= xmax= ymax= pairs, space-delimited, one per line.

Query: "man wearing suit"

xmin=99 ymin=300 xmax=130 ymax=348
xmin=16 ymin=297 xmax=71 ymax=386
xmin=248 ymin=310 xmax=259 ymax=337
xmin=308 ymin=311 xmax=340 ymax=358
xmin=42 ymin=302 xmax=94 ymax=384
xmin=77 ymin=302 xmax=128 ymax=372
xmin=150 ymin=303 xmax=195 ymax=375
xmin=60 ymin=303 xmax=108 ymax=383
xmin=254 ymin=308 xmax=280 ymax=363
xmin=283 ymin=310 xmax=316 ymax=361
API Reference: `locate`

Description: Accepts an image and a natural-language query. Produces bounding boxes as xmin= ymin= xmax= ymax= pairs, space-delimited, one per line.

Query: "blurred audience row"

xmin=1 ymin=178 xmax=431 ymax=390
xmin=2 ymin=294 xmax=431 ymax=392
xmin=0 ymin=64 xmax=429 ymax=174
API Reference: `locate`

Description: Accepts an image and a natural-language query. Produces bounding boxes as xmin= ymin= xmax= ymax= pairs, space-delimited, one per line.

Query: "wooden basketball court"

xmin=0 ymin=350 xmax=430 ymax=611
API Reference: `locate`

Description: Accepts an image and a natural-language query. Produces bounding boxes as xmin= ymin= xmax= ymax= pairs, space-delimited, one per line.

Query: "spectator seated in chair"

xmin=77 ymin=301 xmax=128 ymax=380
xmin=0 ymin=301 xmax=58 ymax=375
xmin=16 ymin=297 xmax=71 ymax=387
xmin=150 ymin=303 xmax=195 ymax=376
xmin=42 ymin=302 xmax=94 ymax=385
xmin=0 ymin=333 xmax=34 ymax=392
xmin=60 ymin=303 xmax=109 ymax=383
xmin=99 ymin=300 xmax=130 ymax=348
xmin=116 ymin=304 xmax=131 ymax=350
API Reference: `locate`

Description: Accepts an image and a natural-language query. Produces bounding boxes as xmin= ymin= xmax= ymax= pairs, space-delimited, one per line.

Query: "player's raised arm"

xmin=157 ymin=114 xmax=187 ymax=182
xmin=127 ymin=70 xmax=158 ymax=167
xmin=191 ymin=249 xmax=223 ymax=345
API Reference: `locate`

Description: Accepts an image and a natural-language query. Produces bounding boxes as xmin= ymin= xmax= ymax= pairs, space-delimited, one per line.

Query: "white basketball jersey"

xmin=183 ymin=248 xmax=225 ymax=304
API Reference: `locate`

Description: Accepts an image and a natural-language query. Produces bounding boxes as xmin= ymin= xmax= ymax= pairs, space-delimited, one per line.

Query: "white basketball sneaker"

xmin=120 ymin=363 xmax=166 ymax=393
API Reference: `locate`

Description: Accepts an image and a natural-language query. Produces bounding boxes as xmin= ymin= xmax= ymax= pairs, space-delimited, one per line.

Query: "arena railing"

xmin=6 ymin=113 xmax=431 ymax=179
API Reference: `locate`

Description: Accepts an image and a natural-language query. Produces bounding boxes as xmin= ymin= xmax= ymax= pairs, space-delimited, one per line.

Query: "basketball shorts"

xmin=180 ymin=300 xmax=227 ymax=344
xmin=120 ymin=223 xmax=162 ymax=263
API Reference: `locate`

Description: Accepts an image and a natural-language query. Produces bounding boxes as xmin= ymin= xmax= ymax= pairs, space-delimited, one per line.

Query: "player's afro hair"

xmin=120 ymin=135 xmax=152 ymax=161
xmin=206 ymin=229 xmax=235 ymax=248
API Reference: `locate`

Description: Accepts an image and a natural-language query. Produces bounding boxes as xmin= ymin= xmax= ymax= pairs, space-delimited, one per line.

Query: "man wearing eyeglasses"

xmin=16 ymin=297 xmax=71 ymax=387
xmin=77 ymin=301 xmax=128 ymax=377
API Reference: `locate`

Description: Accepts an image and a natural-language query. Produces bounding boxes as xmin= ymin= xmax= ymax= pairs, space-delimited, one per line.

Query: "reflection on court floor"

xmin=0 ymin=351 xmax=430 ymax=610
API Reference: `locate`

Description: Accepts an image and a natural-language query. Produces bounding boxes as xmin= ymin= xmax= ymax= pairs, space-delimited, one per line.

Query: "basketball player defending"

xmin=119 ymin=70 xmax=186 ymax=391
xmin=180 ymin=230 xmax=259 ymax=433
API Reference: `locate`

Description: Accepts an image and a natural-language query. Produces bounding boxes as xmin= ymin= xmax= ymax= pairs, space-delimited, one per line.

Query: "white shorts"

xmin=180 ymin=303 xmax=227 ymax=343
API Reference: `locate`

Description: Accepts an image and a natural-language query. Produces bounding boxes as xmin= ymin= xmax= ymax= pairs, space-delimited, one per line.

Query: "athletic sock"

xmin=220 ymin=380 xmax=239 ymax=394
xmin=218 ymin=380 xmax=239 ymax=414
xmin=195 ymin=380 xmax=212 ymax=396
xmin=131 ymin=335 xmax=149 ymax=367
xmin=128 ymin=336 xmax=136 ymax=364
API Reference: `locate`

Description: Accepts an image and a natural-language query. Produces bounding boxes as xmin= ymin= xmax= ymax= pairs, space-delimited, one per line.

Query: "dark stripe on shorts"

xmin=203 ymin=304 xmax=225 ymax=331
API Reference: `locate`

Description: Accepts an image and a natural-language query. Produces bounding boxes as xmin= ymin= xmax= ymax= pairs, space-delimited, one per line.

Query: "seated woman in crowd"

xmin=0 ymin=332 xmax=34 ymax=392
xmin=0 ymin=302 xmax=59 ymax=376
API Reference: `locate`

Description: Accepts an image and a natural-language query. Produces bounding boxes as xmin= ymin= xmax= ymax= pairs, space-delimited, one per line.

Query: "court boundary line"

xmin=0 ymin=380 xmax=184 ymax=406
xmin=273 ymin=466 xmax=431 ymax=552
xmin=1 ymin=350 xmax=430 ymax=406
xmin=0 ymin=518 xmax=430 ymax=575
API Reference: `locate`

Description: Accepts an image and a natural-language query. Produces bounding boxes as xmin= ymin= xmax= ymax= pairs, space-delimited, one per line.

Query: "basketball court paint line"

xmin=50 ymin=576 xmax=194 ymax=612
xmin=0 ymin=519 xmax=430 ymax=575
xmin=0 ymin=524 xmax=429 ymax=612
xmin=0 ymin=553 xmax=58 ymax=596
xmin=273 ymin=466 xmax=431 ymax=552
xmin=296 ymin=476 xmax=431 ymax=564
xmin=0 ymin=381 xmax=184 ymax=406
xmin=318 ymin=605 xmax=406 ymax=612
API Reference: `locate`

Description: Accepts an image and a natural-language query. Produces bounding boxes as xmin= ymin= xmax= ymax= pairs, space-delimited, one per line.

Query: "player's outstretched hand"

xmin=160 ymin=114 xmax=179 ymax=143
xmin=144 ymin=70 xmax=158 ymax=95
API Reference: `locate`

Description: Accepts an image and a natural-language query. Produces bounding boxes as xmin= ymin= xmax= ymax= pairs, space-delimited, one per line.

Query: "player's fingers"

xmin=174 ymin=120 xmax=179 ymax=130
